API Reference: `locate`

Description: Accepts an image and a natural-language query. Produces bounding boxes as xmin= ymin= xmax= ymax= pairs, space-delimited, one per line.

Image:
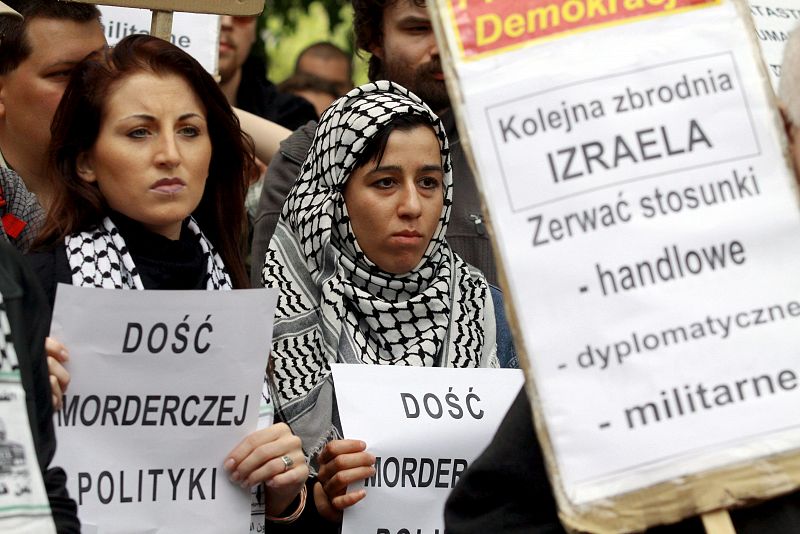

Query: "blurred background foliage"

xmin=260 ymin=0 xmax=369 ymax=85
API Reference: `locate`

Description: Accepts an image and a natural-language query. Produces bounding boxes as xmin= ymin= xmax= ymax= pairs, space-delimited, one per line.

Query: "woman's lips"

xmin=395 ymin=230 xmax=422 ymax=237
xmin=391 ymin=231 xmax=424 ymax=245
xmin=150 ymin=178 xmax=186 ymax=194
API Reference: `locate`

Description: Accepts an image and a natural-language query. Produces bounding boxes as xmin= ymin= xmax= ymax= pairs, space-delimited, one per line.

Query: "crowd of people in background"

xmin=0 ymin=0 xmax=798 ymax=532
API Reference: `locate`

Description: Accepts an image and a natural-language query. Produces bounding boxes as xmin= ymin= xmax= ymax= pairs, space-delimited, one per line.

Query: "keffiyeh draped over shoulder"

xmin=262 ymin=81 xmax=498 ymax=460
xmin=66 ymin=216 xmax=232 ymax=289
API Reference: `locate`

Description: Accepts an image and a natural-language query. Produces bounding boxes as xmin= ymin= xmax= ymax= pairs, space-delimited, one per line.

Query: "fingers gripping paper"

xmin=50 ymin=285 xmax=277 ymax=533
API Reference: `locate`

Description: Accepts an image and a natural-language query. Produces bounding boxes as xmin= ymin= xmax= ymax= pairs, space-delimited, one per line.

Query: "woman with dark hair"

xmin=35 ymin=33 xmax=250 ymax=288
xmin=28 ymin=34 xmax=308 ymax=526
xmin=261 ymin=81 xmax=507 ymax=525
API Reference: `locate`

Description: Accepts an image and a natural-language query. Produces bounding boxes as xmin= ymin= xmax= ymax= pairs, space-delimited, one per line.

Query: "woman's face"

xmin=343 ymin=125 xmax=444 ymax=274
xmin=77 ymin=71 xmax=212 ymax=240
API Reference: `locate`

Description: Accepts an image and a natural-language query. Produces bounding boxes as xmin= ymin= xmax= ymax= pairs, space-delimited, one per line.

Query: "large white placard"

xmin=98 ymin=6 xmax=220 ymax=74
xmin=332 ymin=365 xmax=523 ymax=534
xmin=431 ymin=0 xmax=800 ymax=523
xmin=748 ymin=0 xmax=800 ymax=90
xmin=50 ymin=285 xmax=277 ymax=533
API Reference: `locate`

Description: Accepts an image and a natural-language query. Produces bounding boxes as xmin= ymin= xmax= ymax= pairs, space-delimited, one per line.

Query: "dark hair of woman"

xmin=352 ymin=112 xmax=438 ymax=171
xmin=36 ymin=34 xmax=254 ymax=288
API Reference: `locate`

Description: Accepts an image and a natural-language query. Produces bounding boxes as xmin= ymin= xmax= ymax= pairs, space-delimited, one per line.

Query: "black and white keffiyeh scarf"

xmin=262 ymin=81 xmax=498 ymax=459
xmin=0 ymin=167 xmax=46 ymax=253
xmin=0 ymin=294 xmax=19 ymax=374
xmin=66 ymin=216 xmax=232 ymax=289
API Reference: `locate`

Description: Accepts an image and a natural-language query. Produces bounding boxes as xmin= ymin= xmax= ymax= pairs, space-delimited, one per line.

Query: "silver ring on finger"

xmin=281 ymin=455 xmax=294 ymax=473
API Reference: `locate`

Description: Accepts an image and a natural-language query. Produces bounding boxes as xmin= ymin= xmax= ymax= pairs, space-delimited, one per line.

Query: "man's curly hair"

xmin=352 ymin=0 xmax=426 ymax=81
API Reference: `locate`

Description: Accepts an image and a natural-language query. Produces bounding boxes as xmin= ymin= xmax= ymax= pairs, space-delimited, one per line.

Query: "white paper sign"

xmin=748 ymin=0 xmax=800 ymax=90
xmin=50 ymin=285 xmax=277 ymax=534
xmin=332 ymin=365 xmax=523 ymax=534
xmin=434 ymin=0 xmax=800 ymax=510
xmin=98 ymin=6 xmax=220 ymax=74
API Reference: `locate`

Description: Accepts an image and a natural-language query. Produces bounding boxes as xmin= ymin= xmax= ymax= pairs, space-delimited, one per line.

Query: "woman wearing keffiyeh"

xmin=262 ymin=81 xmax=500 ymax=522
xmin=28 ymin=35 xmax=308 ymax=527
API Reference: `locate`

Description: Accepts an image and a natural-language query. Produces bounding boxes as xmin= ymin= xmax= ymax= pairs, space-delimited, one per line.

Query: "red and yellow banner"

xmin=450 ymin=0 xmax=720 ymax=59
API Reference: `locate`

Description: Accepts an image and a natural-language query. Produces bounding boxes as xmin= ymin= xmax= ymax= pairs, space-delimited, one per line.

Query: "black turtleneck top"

xmin=26 ymin=213 xmax=207 ymax=313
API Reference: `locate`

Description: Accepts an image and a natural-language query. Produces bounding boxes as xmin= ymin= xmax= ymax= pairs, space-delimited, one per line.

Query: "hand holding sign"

xmin=314 ymin=439 xmax=376 ymax=521
xmin=51 ymin=286 xmax=279 ymax=532
xmin=45 ymin=337 xmax=70 ymax=411
xmin=330 ymin=366 xmax=523 ymax=534
xmin=225 ymin=422 xmax=308 ymax=516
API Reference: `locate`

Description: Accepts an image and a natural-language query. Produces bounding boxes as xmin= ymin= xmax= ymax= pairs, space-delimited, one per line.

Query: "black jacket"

xmin=445 ymin=388 xmax=800 ymax=533
xmin=237 ymin=55 xmax=318 ymax=130
xmin=27 ymin=214 xmax=209 ymax=311
xmin=0 ymin=242 xmax=80 ymax=533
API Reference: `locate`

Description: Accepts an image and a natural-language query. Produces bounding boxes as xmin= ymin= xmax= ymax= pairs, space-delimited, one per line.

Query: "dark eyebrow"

xmin=368 ymin=164 xmax=443 ymax=173
xmin=118 ymin=113 xmax=206 ymax=123
xmin=370 ymin=164 xmax=402 ymax=173
xmin=44 ymin=45 xmax=106 ymax=71
xmin=119 ymin=114 xmax=156 ymax=123
xmin=421 ymin=164 xmax=443 ymax=172
xmin=179 ymin=113 xmax=206 ymax=122
xmin=42 ymin=60 xmax=80 ymax=71
xmin=396 ymin=15 xmax=431 ymax=25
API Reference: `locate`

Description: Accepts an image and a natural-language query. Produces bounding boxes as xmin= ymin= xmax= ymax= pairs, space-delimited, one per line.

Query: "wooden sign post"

xmin=68 ymin=0 xmax=265 ymax=15
xmin=429 ymin=0 xmax=800 ymax=531
xmin=149 ymin=10 xmax=172 ymax=40
xmin=67 ymin=0 xmax=265 ymax=40
xmin=703 ymin=509 xmax=737 ymax=534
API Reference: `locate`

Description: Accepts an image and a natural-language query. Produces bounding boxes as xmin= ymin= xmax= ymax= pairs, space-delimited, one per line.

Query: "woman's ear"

xmin=76 ymin=152 xmax=96 ymax=183
xmin=0 ymin=80 xmax=7 ymax=122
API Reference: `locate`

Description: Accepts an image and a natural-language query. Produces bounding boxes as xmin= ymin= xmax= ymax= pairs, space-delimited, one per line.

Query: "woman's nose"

xmin=154 ymin=135 xmax=180 ymax=169
xmin=398 ymin=186 xmax=423 ymax=218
